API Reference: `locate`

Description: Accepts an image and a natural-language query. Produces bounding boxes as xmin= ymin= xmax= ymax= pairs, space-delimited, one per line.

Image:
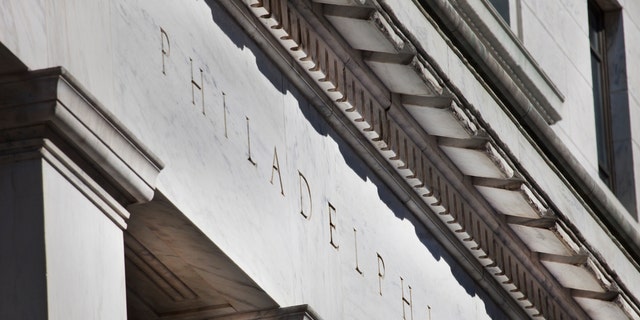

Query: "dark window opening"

xmin=589 ymin=2 xmax=613 ymax=187
xmin=488 ymin=0 xmax=510 ymax=23
xmin=588 ymin=0 xmax=637 ymax=217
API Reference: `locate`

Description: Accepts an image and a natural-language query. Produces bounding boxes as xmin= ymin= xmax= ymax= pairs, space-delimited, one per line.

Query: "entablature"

xmin=219 ymin=0 xmax=640 ymax=318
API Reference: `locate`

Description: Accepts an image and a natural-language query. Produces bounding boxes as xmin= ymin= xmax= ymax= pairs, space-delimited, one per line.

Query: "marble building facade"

xmin=2 ymin=0 xmax=640 ymax=319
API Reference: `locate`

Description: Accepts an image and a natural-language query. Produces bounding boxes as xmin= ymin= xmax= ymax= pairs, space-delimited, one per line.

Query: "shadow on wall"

xmin=205 ymin=0 xmax=506 ymax=318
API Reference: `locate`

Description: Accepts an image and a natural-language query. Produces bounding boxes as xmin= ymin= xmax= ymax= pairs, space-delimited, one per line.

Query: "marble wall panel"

xmin=522 ymin=0 xmax=591 ymax=83
xmin=618 ymin=0 xmax=640 ymax=31
xmin=559 ymin=65 xmax=599 ymax=173
xmin=623 ymin=11 xmax=640 ymax=107
xmin=96 ymin=1 xmax=508 ymax=319
xmin=0 ymin=0 xmax=115 ymax=116
xmin=519 ymin=1 xmax=568 ymax=95
xmin=42 ymin=161 xmax=127 ymax=320
xmin=0 ymin=0 xmax=47 ymax=70
xmin=559 ymin=0 xmax=589 ymax=35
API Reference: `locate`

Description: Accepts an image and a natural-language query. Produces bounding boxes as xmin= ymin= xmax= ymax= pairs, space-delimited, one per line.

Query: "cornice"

xmin=410 ymin=0 xmax=640 ymax=279
xmin=416 ymin=0 xmax=564 ymax=124
xmin=0 ymin=67 xmax=164 ymax=207
xmin=223 ymin=0 xmax=640 ymax=318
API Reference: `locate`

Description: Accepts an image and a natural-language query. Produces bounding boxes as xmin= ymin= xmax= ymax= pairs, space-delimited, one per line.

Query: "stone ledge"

xmin=211 ymin=304 xmax=321 ymax=320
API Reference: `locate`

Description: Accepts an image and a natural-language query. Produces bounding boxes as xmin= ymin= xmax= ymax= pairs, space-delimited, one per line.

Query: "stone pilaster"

xmin=0 ymin=67 xmax=162 ymax=319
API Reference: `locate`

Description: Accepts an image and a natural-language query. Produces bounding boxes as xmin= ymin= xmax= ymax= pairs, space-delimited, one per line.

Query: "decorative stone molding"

xmin=0 ymin=138 xmax=131 ymax=229
xmin=0 ymin=67 xmax=163 ymax=205
xmin=0 ymin=67 xmax=163 ymax=227
xmin=212 ymin=304 xmax=321 ymax=320
xmin=227 ymin=0 xmax=640 ymax=318
xmin=417 ymin=0 xmax=564 ymax=124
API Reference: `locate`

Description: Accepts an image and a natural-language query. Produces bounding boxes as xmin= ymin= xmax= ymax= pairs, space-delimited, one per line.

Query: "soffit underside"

xmin=125 ymin=194 xmax=281 ymax=320
xmin=125 ymin=194 xmax=324 ymax=320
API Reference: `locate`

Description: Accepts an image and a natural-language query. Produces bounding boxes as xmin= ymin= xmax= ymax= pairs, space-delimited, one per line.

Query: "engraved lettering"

xmin=161 ymin=28 xmax=170 ymax=75
xmin=270 ymin=147 xmax=284 ymax=195
xmin=223 ymin=92 xmax=228 ymax=138
xmin=377 ymin=253 xmax=385 ymax=296
xmin=246 ymin=116 xmax=256 ymax=165
xmin=190 ymin=57 xmax=205 ymax=114
xmin=401 ymin=277 xmax=413 ymax=320
xmin=328 ymin=202 xmax=339 ymax=249
xmin=298 ymin=171 xmax=312 ymax=219
xmin=353 ymin=228 xmax=363 ymax=275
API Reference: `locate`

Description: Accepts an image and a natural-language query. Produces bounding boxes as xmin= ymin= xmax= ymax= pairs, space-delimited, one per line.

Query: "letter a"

xmin=270 ymin=147 xmax=284 ymax=195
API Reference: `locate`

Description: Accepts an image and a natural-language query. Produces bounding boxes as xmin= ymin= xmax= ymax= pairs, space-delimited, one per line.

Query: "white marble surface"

xmin=43 ymin=160 xmax=127 ymax=320
xmin=0 ymin=0 xmax=510 ymax=318
xmin=118 ymin=2 xmax=503 ymax=317
xmin=509 ymin=225 xmax=573 ymax=256
xmin=4 ymin=0 xmax=640 ymax=318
